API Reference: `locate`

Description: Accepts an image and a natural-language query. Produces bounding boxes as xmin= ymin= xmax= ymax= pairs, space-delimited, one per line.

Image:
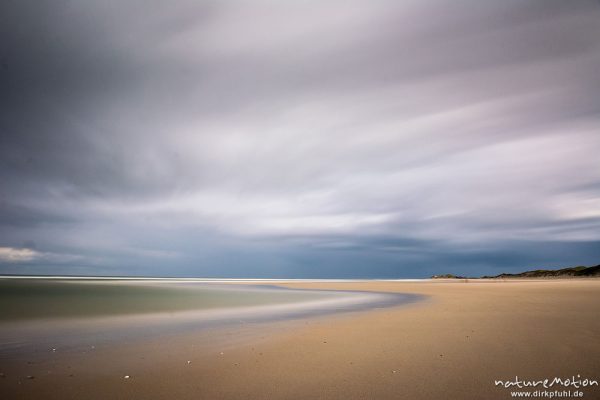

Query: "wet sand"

xmin=1 ymin=279 xmax=599 ymax=399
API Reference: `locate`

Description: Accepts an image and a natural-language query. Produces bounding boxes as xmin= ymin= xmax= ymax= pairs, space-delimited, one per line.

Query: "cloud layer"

xmin=1 ymin=0 xmax=599 ymax=277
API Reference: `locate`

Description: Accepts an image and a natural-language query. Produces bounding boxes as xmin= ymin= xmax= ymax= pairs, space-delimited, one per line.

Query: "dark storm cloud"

xmin=1 ymin=0 xmax=599 ymax=277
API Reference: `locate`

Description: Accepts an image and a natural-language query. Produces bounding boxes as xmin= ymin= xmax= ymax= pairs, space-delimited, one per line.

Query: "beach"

xmin=1 ymin=279 xmax=599 ymax=399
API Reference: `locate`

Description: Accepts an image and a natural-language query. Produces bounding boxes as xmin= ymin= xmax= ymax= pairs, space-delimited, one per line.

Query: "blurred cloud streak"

xmin=0 ymin=0 xmax=599 ymax=277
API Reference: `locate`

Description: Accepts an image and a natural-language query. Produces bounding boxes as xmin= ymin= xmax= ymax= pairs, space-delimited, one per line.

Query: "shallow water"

xmin=0 ymin=278 xmax=422 ymax=358
xmin=0 ymin=279 xmax=338 ymax=321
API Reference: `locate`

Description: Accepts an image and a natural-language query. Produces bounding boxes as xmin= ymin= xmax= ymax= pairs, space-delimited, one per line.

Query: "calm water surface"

xmin=0 ymin=278 xmax=422 ymax=358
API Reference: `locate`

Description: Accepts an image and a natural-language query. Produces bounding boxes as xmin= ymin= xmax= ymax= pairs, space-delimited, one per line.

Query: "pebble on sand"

xmin=124 ymin=375 xmax=130 ymax=379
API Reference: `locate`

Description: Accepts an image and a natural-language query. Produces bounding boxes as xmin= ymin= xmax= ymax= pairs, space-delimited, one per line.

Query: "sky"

xmin=0 ymin=0 xmax=599 ymax=278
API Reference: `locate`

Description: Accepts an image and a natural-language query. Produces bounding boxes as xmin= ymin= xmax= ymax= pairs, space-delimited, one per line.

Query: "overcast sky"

xmin=1 ymin=0 xmax=599 ymax=277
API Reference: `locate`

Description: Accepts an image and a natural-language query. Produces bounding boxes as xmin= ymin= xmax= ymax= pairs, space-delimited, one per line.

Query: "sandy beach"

xmin=1 ymin=279 xmax=599 ymax=399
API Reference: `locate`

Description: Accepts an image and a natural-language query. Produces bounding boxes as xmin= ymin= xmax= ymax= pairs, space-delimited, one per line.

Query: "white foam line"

xmin=0 ymin=275 xmax=429 ymax=282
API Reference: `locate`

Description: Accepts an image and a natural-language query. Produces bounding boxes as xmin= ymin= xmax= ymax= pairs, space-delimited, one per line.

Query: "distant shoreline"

xmin=2 ymin=262 xmax=599 ymax=283
xmin=0 ymin=275 xmax=426 ymax=282
xmin=431 ymin=264 xmax=600 ymax=279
